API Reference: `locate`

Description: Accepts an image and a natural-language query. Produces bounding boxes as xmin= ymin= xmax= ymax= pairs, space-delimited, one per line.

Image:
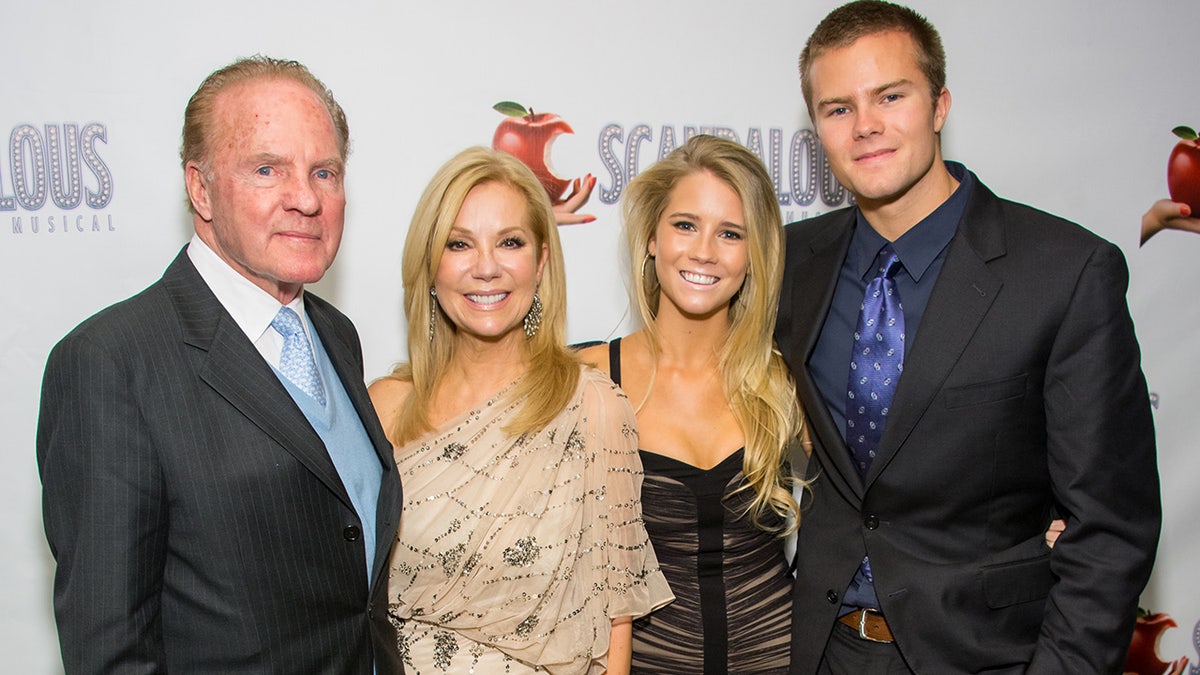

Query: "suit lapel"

xmin=784 ymin=213 xmax=866 ymax=502
xmin=865 ymin=184 xmax=1007 ymax=488
xmin=161 ymin=251 xmax=355 ymax=511
xmin=305 ymin=293 xmax=401 ymax=587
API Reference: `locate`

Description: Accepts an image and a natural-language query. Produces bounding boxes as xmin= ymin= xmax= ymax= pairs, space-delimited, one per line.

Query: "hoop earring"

xmin=428 ymin=287 xmax=437 ymax=342
xmin=640 ymin=253 xmax=656 ymax=285
xmin=523 ymin=291 xmax=543 ymax=338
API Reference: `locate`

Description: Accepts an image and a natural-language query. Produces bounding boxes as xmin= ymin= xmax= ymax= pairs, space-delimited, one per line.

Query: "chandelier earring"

xmin=524 ymin=290 xmax=543 ymax=339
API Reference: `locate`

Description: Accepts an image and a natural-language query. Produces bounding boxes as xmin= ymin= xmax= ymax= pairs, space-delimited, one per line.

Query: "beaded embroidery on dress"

xmin=387 ymin=366 xmax=673 ymax=674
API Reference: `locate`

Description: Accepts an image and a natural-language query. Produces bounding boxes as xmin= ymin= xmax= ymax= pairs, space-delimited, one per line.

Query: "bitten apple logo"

xmin=492 ymin=101 xmax=584 ymax=205
xmin=597 ymin=123 xmax=850 ymax=221
xmin=1123 ymin=609 xmax=1194 ymax=674
xmin=3 ymin=121 xmax=117 ymax=237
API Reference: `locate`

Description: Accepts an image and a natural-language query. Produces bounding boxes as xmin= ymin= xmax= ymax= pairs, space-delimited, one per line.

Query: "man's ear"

xmin=185 ymin=162 xmax=214 ymax=221
xmin=933 ymin=86 xmax=952 ymax=134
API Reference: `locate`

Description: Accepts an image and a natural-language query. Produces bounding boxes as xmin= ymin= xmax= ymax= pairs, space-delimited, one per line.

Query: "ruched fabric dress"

xmin=386 ymin=365 xmax=673 ymax=675
xmin=609 ymin=338 xmax=793 ymax=674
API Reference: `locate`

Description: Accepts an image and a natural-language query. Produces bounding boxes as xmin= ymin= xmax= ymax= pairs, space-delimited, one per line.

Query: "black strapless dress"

xmin=609 ymin=338 xmax=792 ymax=674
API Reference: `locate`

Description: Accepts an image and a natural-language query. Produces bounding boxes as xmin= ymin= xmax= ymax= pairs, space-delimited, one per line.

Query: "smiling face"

xmin=809 ymin=30 xmax=951 ymax=218
xmin=648 ymin=170 xmax=748 ymax=322
xmin=185 ymin=77 xmax=346 ymax=304
xmin=434 ymin=180 xmax=547 ymax=349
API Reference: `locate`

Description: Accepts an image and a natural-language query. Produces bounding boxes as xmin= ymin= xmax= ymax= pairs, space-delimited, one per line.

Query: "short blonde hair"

xmin=389 ymin=147 xmax=578 ymax=443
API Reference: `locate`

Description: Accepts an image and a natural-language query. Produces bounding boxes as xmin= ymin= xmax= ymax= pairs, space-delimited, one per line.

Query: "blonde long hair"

xmin=388 ymin=147 xmax=579 ymax=444
xmin=624 ymin=135 xmax=805 ymax=532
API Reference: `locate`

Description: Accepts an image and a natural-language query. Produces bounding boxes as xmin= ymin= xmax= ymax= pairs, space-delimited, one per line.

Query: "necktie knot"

xmin=272 ymin=306 xmax=326 ymax=407
xmin=271 ymin=306 xmax=305 ymax=338
xmin=875 ymin=244 xmax=903 ymax=281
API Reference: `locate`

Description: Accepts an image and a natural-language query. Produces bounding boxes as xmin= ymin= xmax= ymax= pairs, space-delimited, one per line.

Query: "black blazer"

xmin=776 ymin=176 xmax=1160 ymax=673
xmin=38 ymin=250 xmax=404 ymax=674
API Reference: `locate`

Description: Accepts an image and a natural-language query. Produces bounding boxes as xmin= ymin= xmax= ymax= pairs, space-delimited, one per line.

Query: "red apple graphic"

xmin=1168 ymin=125 xmax=1200 ymax=213
xmin=1123 ymin=610 xmax=1186 ymax=675
xmin=492 ymin=101 xmax=574 ymax=204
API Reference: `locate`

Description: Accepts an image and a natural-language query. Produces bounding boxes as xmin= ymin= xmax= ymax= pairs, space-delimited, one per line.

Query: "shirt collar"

xmin=186 ymin=233 xmax=307 ymax=343
xmin=850 ymin=161 xmax=974 ymax=282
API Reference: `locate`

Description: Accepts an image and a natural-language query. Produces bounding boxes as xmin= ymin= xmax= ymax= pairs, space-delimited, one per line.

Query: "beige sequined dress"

xmin=387 ymin=366 xmax=674 ymax=674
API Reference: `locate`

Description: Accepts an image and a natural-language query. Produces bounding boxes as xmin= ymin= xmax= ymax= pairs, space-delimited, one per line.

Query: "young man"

xmin=775 ymin=2 xmax=1160 ymax=672
xmin=38 ymin=57 xmax=404 ymax=674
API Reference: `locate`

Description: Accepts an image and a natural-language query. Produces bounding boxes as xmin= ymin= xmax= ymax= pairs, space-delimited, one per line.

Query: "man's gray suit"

xmin=38 ymin=250 xmax=404 ymax=674
xmin=777 ymin=176 xmax=1161 ymax=673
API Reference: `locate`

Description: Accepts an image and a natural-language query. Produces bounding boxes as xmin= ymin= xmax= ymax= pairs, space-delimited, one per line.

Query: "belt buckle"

xmin=858 ymin=608 xmax=892 ymax=644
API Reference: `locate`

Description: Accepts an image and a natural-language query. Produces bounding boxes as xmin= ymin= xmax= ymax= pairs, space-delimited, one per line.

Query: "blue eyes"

xmin=827 ymin=93 xmax=903 ymax=116
xmin=672 ymin=220 xmax=743 ymax=240
xmin=254 ymin=167 xmax=336 ymax=179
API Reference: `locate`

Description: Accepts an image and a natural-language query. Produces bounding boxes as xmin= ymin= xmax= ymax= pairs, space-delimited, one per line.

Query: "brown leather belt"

xmin=838 ymin=608 xmax=894 ymax=643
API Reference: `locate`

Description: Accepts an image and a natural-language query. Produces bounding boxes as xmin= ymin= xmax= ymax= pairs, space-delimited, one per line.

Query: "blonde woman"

xmin=580 ymin=135 xmax=804 ymax=674
xmin=370 ymin=147 xmax=671 ymax=674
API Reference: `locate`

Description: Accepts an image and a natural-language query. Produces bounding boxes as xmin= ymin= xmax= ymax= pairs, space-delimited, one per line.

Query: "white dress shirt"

xmin=186 ymin=234 xmax=318 ymax=369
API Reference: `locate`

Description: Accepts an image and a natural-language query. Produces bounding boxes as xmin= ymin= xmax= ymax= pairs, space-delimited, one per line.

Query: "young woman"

xmin=580 ymin=135 xmax=805 ymax=674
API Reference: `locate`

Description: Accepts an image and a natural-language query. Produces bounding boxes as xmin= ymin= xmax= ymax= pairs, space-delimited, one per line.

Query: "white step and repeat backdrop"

xmin=4 ymin=1 xmax=1197 ymax=671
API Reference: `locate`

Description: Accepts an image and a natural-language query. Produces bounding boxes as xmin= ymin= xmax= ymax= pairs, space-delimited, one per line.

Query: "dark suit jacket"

xmin=38 ymin=250 xmax=404 ymax=674
xmin=776 ymin=176 xmax=1160 ymax=673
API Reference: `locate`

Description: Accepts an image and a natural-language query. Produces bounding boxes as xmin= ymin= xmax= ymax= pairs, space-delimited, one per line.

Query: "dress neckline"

xmin=423 ymin=375 xmax=524 ymax=437
xmin=639 ymin=446 xmax=744 ymax=473
xmin=610 ymin=337 xmax=744 ymax=472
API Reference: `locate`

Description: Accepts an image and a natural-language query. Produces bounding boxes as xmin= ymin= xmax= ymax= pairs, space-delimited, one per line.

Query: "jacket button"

xmin=826 ymin=590 xmax=839 ymax=604
xmin=864 ymin=515 xmax=879 ymax=530
xmin=343 ymin=525 xmax=361 ymax=541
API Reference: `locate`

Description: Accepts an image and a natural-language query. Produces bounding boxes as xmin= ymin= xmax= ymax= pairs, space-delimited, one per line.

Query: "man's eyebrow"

xmin=816 ymin=79 xmax=913 ymax=109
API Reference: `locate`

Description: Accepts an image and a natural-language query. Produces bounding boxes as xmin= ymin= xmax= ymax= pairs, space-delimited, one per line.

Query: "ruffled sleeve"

xmin=576 ymin=367 xmax=674 ymax=621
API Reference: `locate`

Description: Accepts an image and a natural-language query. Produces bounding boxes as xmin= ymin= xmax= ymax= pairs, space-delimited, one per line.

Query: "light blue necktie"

xmin=271 ymin=306 xmax=326 ymax=407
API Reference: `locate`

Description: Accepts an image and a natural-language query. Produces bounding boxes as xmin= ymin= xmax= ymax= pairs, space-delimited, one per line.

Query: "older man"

xmin=775 ymin=2 xmax=1160 ymax=673
xmin=38 ymin=56 xmax=403 ymax=674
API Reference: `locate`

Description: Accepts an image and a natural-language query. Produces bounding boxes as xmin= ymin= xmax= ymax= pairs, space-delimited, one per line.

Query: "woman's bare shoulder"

xmin=576 ymin=342 xmax=611 ymax=375
xmin=368 ymin=376 xmax=412 ymax=428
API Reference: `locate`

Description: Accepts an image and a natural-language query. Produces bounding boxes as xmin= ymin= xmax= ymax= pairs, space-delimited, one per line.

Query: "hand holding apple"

xmin=552 ymin=174 xmax=597 ymax=226
xmin=1140 ymin=198 xmax=1200 ymax=245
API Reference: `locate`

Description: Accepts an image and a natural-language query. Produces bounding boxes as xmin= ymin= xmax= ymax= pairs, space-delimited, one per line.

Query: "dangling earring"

xmin=428 ymin=287 xmax=437 ymax=342
xmin=523 ymin=291 xmax=543 ymax=338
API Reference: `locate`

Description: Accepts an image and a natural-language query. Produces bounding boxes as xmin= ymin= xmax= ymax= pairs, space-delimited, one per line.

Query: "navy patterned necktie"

xmin=845 ymin=244 xmax=904 ymax=479
xmin=272 ymin=306 xmax=327 ymax=407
